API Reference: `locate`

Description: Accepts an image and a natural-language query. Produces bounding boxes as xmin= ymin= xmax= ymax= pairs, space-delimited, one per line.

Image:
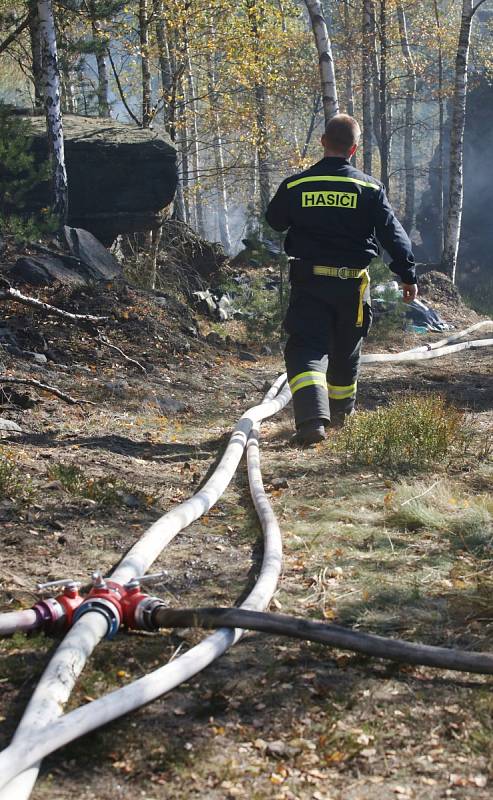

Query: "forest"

xmin=0 ymin=2 xmax=493 ymax=800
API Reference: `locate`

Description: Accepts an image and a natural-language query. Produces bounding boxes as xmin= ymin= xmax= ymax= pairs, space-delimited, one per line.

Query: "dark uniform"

xmin=265 ymin=155 xmax=417 ymax=428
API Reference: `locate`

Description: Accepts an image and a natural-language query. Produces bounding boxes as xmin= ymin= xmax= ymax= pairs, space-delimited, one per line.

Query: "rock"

xmin=206 ymin=331 xmax=224 ymax=347
xmin=24 ymin=114 xmax=178 ymax=244
xmin=64 ymin=226 xmax=122 ymax=281
xmin=270 ymin=476 xmax=289 ymax=489
xmin=33 ymin=353 xmax=47 ymax=364
xmin=239 ymin=350 xmax=258 ymax=362
xmin=155 ymin=396 xmax=187 ymax=414
xmin=0 ymin=418 xmax=22 ymax=433
xmin=260 ymin=345 xmax=273 ymax=356
xmin=11 ymin=228 xmax=123 ymax=287
xmin=11 ymin=255 xmax=86 ymax=287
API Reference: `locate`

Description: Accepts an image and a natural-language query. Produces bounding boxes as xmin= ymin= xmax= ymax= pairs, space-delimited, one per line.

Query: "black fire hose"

xmin=152 ymin=606 xmax=493 ymax=675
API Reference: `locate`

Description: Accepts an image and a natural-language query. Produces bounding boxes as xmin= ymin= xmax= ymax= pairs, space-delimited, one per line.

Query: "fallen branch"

xmin=0 ymin=285 xmax=108 ymax=324
xmin=0 ymin=377 xmax=96 ymax=405
xmin=98 ymin=335 xmax=147 ymax=373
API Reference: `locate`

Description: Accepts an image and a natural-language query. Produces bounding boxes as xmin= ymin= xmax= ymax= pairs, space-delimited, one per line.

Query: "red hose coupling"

xmin=55 ymin=584 xmax=83 ymax=627
xmin=86 ymin=578 xmax=124 ymax=621
xmin=120 ymin=584 xmax=150 ymax=629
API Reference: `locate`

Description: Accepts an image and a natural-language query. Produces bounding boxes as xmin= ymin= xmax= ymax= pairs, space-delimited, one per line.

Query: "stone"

xmin=11 ymin=228 xmax=123 ymax=287
xmin=24 ymin=114 xmax=178 ymax=244
xmin=11 ymin=255 xmax=86 ymax=287
xmin=155 ymin=396 xmax=187 ymax=414
xmin=33 ymin=353 xmax=47 ymax=364
xmin=0 ymin=418 xmax=22 ymax=433
xmin=64 ymin=226 xmax=122 ymax=281
xmin=239 ymin=350 xmax=258 ymax=362
xmin=260 ymin=345 xmax=273 ymax=356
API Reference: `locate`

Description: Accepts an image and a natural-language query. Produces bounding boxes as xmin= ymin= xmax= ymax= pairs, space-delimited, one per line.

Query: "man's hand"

xmin=402 ymin=283 xmax=418 ymax=304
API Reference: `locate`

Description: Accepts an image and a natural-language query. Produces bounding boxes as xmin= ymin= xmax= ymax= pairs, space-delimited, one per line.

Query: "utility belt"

xmin=289 ymin=259 xmax=370 ymax=328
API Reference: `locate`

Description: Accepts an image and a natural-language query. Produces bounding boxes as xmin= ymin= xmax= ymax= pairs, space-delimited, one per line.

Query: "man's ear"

xmin=348 ymin=143 xmax=357 ymax=157
xmin=321 ymin=133 xmax=327 ymax=148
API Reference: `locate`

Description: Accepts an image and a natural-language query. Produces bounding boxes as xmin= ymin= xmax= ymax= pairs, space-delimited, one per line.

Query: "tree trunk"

xmin=154 ymin=0 xmax=173 ymax=126
xmin=369 ymin=2 xmax=381 ymax=157
xmin=304 ymin=0 xmax=338 ymax=125
xmin=343 ymin=0 xmax=356 ymax=166
xmin=378 ymin=0 xmax=390 ymax=193
xmin=397 ymin=4 xmax=416 ymax=232
xmin=206 ymin=22 xmax=232 ymax=253
xmin=184 ymin=42 xmax=205 ymax=237
xmin=139 ymin=0 xmax=152 ymax=128
xmin=28 ymin=1 xmax=44 ymax=110
xmin=89 ymin=2 xmax=110 ymax=118
xmin=433 ymin=0 xmax=445 ymax=255
xmin=442 ymin=0 xmax=481 ymax=282
xmin=361 ymin=0 xmax=372 ymax=174
xmin=247 ymin=0 xmax=271 ymax=215
xmin=301 ymin=91 xmax=321 ymax=159
xmin=37 ymin=0 xmax=68 ymax=223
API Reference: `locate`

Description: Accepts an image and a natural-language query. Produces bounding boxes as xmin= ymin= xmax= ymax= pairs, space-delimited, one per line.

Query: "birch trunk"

xmin=397 ymin=4 xmax=416 ymax=232
xmin=206 ymin=22 xmax=231 ymax=253
xmin=442 ymin=0 xmax=484 ymax=282
xmin=37 ymin=0 xmax=68 ymax=223
xmin=247 ymin=0 xmax=271 ymax=214
xmin=139 ymin=0 xmax=152 ymax=127
xmin=368 ymin=4 xmax=383 ymax=170
xmin=362 ymin=0 xmax=372 ymax=174
xmin=304 ymin=0 xmax=338 ymax=125
xmin=28 ymin=1 xmax=44 ymax=110
xmin=433 ymin=0 xmax=445 ymax=254
xmin=378 ymin=0 xmax=390 ymax=193
xmin=184 ymin=45 xmax=205 ymax=237
xmin=343 ymin=0 xmax=355 ymax=166
xmin=89 ymin=2 xmax=110 ymax=118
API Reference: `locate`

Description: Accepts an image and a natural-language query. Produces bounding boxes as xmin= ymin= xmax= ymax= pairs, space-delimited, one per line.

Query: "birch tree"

xmin=397 ymin=3 xmax=416 ymax=232
xmin=442 ymin=0 xmax=489 ymax=282
xmin=303 ymin=0 xmax=338 ymax=125
xmin=37 ymin=0 xmax=68 ymax=223
xmin=361 ymin=0 xmax=372 ymax=173
xmin=139 ymin=0 xmax=152 ymax=127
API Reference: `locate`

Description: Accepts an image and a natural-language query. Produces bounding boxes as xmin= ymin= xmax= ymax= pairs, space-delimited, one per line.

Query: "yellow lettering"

xmin=301 ymin=190 xmax=358 ymax=209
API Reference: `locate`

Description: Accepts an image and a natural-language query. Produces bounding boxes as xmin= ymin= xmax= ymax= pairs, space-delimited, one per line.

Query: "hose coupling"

xmin=72 ymin=597 xmax=121 ymax=639
xmin=32 ymin=598 xmax=66 ymax=632
xmin=133 ymin=596 xmax=167 ymax=632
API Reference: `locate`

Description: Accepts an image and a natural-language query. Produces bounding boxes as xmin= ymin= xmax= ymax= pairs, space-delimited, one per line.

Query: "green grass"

xmin=335 ymin=394 xmax=464 ymax=473
xmin=0 ymin=447 xmax=34 ymax=503
xmin=47 ymin=462 xmax=153 ymax=509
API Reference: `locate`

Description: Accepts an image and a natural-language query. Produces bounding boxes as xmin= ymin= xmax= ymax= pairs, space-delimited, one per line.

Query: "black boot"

xmin=295 ymin=418 xmax=327 ymax=445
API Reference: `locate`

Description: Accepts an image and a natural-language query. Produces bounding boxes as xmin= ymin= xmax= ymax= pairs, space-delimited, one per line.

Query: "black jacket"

xmin=265 ymin=156 xmax=416 ymax=284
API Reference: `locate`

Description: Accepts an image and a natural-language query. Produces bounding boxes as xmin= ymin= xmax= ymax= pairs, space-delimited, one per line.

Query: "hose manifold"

xmin=72 ymin=597 xmax=121 ymax=639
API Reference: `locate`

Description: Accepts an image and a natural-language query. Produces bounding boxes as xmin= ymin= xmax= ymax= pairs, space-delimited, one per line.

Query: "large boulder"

xmin=25 ymin=114 xmax=178 ymax=244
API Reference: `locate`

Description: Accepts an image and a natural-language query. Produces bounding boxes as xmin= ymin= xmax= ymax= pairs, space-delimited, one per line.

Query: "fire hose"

xmin=0 ymin=323 xmax=492 ymax=797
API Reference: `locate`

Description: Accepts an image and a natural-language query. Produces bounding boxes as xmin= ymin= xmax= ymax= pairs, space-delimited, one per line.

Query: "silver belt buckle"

xmin=338 ymin=267 xmax=349 ymax=279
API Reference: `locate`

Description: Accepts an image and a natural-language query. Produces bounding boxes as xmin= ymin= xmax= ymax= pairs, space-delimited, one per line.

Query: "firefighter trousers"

xmin=283 ymin=276 xmax=372 ymax=427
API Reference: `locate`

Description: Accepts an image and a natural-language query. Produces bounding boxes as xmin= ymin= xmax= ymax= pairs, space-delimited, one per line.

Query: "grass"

xmin=47 ymin=462 xmax=154 ymax=509
xmin=387 ymin=479 xmax=492 ymax=553
xmin=0 ymin=447 xmax=34 ymax=503
xmin=335 ymin=394 xmax=464 ymax=473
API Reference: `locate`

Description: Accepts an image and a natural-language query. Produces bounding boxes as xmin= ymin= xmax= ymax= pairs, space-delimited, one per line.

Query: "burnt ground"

xmin=0 ymin=268 xmax=492 ymax=800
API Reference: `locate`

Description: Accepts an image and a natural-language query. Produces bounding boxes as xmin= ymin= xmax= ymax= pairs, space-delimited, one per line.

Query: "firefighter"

xmin=265 ymin=113 xmax=418 ymax=445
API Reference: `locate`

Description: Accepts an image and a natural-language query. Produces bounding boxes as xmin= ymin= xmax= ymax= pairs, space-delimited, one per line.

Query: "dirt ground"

xmin=0 ymin=273 xmax=492 ymax=800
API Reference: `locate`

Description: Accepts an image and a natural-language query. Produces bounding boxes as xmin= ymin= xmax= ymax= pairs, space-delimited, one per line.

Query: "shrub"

xmin=0 ymin=103 xmax=56 ymax=240
xmin=335 ymin=394 xmax=464 ymax=472
xmin=0 ymin=448 xmax=34 ymax=503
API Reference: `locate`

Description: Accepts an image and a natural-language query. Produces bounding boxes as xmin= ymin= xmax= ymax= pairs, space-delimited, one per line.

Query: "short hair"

xmin=324 ymin=114 xmax=361 ymax=154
